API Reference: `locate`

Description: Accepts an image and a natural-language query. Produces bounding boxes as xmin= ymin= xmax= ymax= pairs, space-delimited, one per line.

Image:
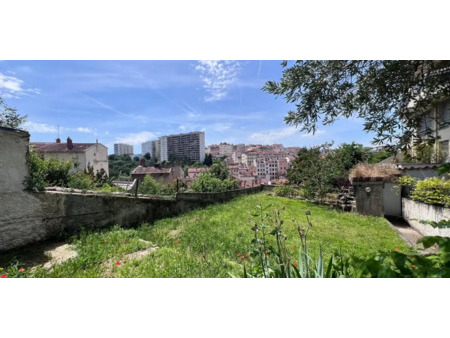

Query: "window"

xmin=438 ymin=100 xmax=450 ymax=129
xmin=419 ymin=112 xmax=434 ymax=133
xmin=440 ymin=141 xmax=449 ymax=161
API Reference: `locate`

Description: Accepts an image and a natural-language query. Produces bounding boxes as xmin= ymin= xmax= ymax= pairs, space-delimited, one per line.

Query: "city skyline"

xmin=0 ymin=60 xmax=376 ymax=153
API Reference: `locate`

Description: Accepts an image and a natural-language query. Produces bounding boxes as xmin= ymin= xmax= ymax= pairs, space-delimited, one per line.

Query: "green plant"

xmin=0 ymin=97 xmax=28 ymax=129
xmin=191 ymin=173 xmax=238 ymax=193
xmin=28 ymin=147 xmax=72 ymax=191
xmin=68 ymin=171 xmax=96 ymax=190
xmin=411 ymin=177 xmax=450 ymax=207
xmin=239 ymin=204 xmax=327 ymax=278
xmin=138 ymin=175 xmax=163 ymax=195
xmin=273 ymin=185 xmax=298 ymax=197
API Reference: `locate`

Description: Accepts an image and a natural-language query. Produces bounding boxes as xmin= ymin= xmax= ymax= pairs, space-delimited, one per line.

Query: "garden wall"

xmin=0 ymin=127 xmax=267 ymax=252
xmin=402 ymin=198 xmax=450 ymax=237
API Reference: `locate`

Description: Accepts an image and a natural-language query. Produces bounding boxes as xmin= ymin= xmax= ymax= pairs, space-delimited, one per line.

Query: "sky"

xmin=0 ymin=60 xmax=376 ymax=154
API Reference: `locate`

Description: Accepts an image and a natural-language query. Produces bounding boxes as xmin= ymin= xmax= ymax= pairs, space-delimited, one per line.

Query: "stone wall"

xmin=0 ymin=127 xmax=30 ymax=192
xmin=0 ymin=186 xmax=265 ymax=252
xmin=1 ymin=128 xmax=267 ymax=252
xmin=402 ymin=198 xmax=450 ymax=237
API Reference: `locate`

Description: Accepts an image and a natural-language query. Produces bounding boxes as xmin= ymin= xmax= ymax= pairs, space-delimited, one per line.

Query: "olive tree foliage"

xmin=0 ymin=97 xmax=28 ymax=129
xmin=263 ymin=60 xmax=450 ymax=150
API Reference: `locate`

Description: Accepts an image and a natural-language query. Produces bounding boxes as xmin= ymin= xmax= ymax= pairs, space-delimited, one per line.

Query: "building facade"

xmin=114 ymin=143 xmax=134 ymax=156
xmin=141 ymin=141 xmax=153 ymax=157
xmin=158 ymin=131 xmax=205 ymax=163
xmin=414 ymin=98 xmax=450 ymax=162
xmin=31 ymin=137 xmax=109 ymax=176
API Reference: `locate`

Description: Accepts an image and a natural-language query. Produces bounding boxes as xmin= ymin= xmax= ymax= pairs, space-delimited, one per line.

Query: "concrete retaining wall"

xmin=352 ymin=181 xmax=384 ymax=216
xmin=402 ymin=198 xmax=450 ymax=237
xmin=0 ymin=186 xmax=265 ymax=252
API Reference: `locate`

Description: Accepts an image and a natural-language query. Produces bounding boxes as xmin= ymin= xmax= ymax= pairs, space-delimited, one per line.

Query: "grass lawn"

xmin=1 ymin=193 xmax=412 ymax=277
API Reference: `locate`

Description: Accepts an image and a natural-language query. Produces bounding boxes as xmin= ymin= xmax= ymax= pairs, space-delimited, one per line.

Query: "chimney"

xmin=140 ymin=158 xmax=146 ymax=167
xmin=67 ymin=137 xmax=73 ymax=150
xmin=56 ymin=138 xmax=61 ymax=143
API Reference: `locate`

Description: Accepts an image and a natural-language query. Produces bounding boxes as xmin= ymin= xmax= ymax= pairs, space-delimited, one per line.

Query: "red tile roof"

xmin=132 ymin=166 xmax=172 ymax=175
xmin=188 ymin=168 xmax=207 ymax=173
xmin=30 ymin=142 xmax=100 ymax=153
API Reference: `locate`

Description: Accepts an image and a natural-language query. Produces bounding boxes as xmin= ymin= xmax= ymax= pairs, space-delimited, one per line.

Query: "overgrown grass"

xmin=0 ymin=193 xmax=412 ymax=277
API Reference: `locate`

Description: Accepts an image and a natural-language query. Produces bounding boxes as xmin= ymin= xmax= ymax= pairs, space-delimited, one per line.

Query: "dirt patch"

xmin=43 ymin=244 xmax=78 ymax=269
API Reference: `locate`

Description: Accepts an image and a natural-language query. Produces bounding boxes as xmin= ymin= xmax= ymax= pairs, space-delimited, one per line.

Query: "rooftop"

xmin=30 ymin=141 xmax=102 ymax=153
xmin=132 ymin=166 xmax=172 ymax=175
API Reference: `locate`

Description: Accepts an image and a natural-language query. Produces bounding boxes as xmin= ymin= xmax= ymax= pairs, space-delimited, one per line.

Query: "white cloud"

xmin=0 ymin=72 xmax=40 ymax=98
xmin=114 ymin=131 xmax=157 ymax=146
xmin=77 ymin=127 xmax=94 ymax=133
xmin=249 ymin=127 xmax=299 ymax=144
xmin=195 ymin=60 xmax=240 ymax=101
xmin=23 ymin=122 xmax=58 ymax=133
xmin=23 ymin=122 xmax=96 ymax=135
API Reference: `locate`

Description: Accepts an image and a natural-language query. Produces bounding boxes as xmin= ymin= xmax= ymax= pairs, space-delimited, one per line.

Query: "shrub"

xmin=192 ymin=173 xmax=238 ymax=193
xmin=68 ymin=171 xmax=96 ymax=190
xmin=28 ymin=147 xmax=72 ymax=191
xmin=138 ymin=175 xmax=163 ymax=195
xmin=411 ymin=177 xmax=450 ymax=207
xmin=273 ymin=186 xmax=298 ymax=197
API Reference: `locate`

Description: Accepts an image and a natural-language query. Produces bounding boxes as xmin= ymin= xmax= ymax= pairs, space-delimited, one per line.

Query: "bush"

xmin=68 ymin=171 xmax=95 ymax=190
xmin=411 ymin=177 xmax=450 ymax=207
xmin=138 ymin=175 xmax=163 ymax=195
xmin=192 ymin=173 xmax=238 ymax=193
xmin=273 ymin=186 xmax=298 ymax=197
xmin=28 ymin=147 xmax=72 ymax=191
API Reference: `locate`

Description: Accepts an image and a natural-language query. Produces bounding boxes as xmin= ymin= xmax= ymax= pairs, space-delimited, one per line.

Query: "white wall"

xmin=402 ymin=198 xmax=450 ymax=237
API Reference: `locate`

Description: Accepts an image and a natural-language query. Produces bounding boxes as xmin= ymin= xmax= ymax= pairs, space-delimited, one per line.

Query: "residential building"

xmin=187 ymin=167 xmax=207 ymax=178
xmin=141 ymin=141 xmax=153 ymax=157
xmin=241 ymin=151 xmax=289 ymax=166
xmin=219 ymin=143 xmax=234 ymax=157
xmin=114 ymin=143 xmax=133 ymax=156
xmin=413 ymin=97 xmax=450 ymax=162
xmin=152 ymin=140 xmax=161 ymax=161
xmin=131 ymin=165 xmax=184 ymax=185
xmin=31 ymin=137 xmax=109 ymax=176
xmin=158 ymin=131 xmax=205 ymax=163
xmin=206 ymin=144 xmax=220 ymax=157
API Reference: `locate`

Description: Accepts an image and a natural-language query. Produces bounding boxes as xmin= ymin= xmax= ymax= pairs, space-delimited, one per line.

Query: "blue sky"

xmin=0 ymin=60 xmax=376 ymax=154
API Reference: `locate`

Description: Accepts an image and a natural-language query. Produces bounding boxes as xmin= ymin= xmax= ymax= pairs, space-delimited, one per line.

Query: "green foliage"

xmin=28 ymin=147 xmax=72 ymax=191
xmin=137 ymin=175 xmax=176 ymax=195
xmin=108 ymin=154 xmax=139 ymax=179
xmin=240 ymin=205 xmax=326 ymax=278
xmin=419 ymin=219 xmax=450 ymax=228
xmin=138 ymin=175 xmax=163 ymax=195
xmin=0 ymin=97 xmax=28 ymax=129
xmin=287 ymin=144 xmax=345 ymax=201
xmin=273 ymin=185 xmax=298 ymax=197
xmin=411 ymin=177 xmax=450 ymax=207
xmin=68 ymin=171 xmax=96 ymax=190
xmin=263 ymin=60 xmax=450 ymax=148
xmin=210 ymin=160 xmax=229 ymax=180
xmin=437 ymin=163 xmax=450 ymax=175
xmin=408 ymin=142 xmax=444 ymax=164
xmin=143 ymin=152 xmax=151 ymax=160
xmin=0 ymin=194 xmax=410 ymax=278
xmin=396 ymin=175 xmax=418 ymax=188
xmin=334 ymin=142 xmax=370 ymax=171
xmin=368 ymin=150 xmax=395 ymax=163
xmin=203 ymin=153 xmax=213 ymax=166
xmin=191 ymin=173 xmax=238 ymax=192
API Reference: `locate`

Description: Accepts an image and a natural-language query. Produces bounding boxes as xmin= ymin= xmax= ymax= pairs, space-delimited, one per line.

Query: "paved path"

xmin=385 ymin=216 xmax=437 ymax=254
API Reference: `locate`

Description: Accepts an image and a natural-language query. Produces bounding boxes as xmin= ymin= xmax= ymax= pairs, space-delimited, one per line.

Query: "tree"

xmin=334 ymin=142 xmax=370 ymax=171
xmin=203 ymin=153 xmax=213 ymax=166
xmin=144 ymin=152 xmax=151 ymax=160
xmin=0 ymin=97 xmax=28 ymax=129
xmin=210 ymin=160 xmax=229 ymax=180
xmin=287 ymin=144 xmax=345 ymax=201
xmin=263 ymin=61 xmax=450 ymax=149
